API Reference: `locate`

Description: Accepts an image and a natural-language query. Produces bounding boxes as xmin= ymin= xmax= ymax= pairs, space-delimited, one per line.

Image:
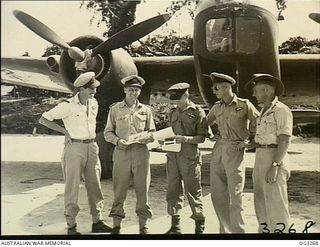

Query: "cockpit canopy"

xmin=206 ymin=16 xmax=261 ymax=54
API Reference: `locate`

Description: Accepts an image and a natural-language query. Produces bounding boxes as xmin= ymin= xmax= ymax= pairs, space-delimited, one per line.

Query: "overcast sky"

xmin=1 ymin=0 xmax=319 ymax=57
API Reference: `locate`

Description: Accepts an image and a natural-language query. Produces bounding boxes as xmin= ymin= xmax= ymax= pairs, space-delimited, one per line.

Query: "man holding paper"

xmin=104 ymin=75 xmax=155 ymax=234
xmin=165 ymin=82 xmax=209 ymax=234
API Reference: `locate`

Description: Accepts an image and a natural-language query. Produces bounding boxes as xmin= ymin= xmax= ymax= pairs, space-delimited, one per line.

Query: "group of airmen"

xmin=39 ymin=70 xmax=293 ymax=235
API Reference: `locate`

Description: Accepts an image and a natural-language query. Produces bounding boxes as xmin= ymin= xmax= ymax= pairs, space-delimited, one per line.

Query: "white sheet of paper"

xmin=127 ymin=131 xmax=149 ymax=144
xmin=161 ymin=143 xmax=181 ymax=152
xmin=152 ymin=127 xmax=175 ymax=141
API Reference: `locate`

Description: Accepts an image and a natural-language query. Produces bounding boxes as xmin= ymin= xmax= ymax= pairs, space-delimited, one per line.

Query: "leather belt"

xmin=71 ymin=138 xmax=95 ymax=144
xmin=256 ymin=143 xmax=278 ymax=148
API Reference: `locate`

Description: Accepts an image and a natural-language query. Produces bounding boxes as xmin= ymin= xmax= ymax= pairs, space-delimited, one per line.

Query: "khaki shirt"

xmin=104 ymin=100 xmax=156 ymax=145
xmin=42 ymin=93 xmax=98 ymax=139
xmin=255 ymin=97 xmax=293 ymax=145
xmin=207 ymin=94 xmax=259 ymax=141
xmin=168 ymin=101 xmax=208 ymax=156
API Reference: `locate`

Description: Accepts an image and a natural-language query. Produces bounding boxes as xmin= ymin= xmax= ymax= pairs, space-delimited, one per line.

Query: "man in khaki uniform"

xmin=39 ymin=72 xmax=112 ymax=235
xmin=245 ymin=74 xmax=293 ymax=233
xmin=165 ymin=83 xmax=208 ymax=234
xmin=207 ymin=72 xmax=259 ymax=233
xmin=104 ymin=75 xmax=155 ymax=234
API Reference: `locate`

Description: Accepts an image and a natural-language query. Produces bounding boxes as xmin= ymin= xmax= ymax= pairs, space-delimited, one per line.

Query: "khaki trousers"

xmin=253 ymin=148 xmax=291 ymax=233
xmin=210 ymin=140 xmax=245 ymax=233
xmin=166 ymin=151 xmax=205 ymax=220
xmin=109 ymin=144 xmax=152 ymax=220
xmin=61 ymin=142 xmax=104 ymax=228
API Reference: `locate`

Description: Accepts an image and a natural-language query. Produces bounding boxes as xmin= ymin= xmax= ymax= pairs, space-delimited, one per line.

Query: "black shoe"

xmin=67 ymin=225 xmax=81 ymax=235
xmin=111 ymin=226 xmax=121 ymax=234
xmin=195 ymin=220 xmax=205 ymax=234
xmin=165 ymin=226 xmax=182 ymax=234
xmin=140 ymin=226 xmax=149 ymax=234
xmin=92 ymin=220 xmax=112 ymax=233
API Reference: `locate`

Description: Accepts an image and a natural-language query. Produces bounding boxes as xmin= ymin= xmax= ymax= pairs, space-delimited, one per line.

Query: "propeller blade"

xmin=13 ymin=10 xmax=71 ymax=50
xmin=92 ymin=13 xmax=171 ymax=56
xmin=309 ymin=13 xmax=320 ymax=24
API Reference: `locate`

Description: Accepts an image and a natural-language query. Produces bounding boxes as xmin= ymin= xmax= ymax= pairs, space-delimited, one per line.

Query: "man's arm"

xmin=274 ymin=134 xmax=291 ymax=164
xmin=104 ymin=108 xmax=121 ymax=146
xmin=175 ymin=108 xmax=207 ymax=144
xmin=39 ymin=116 xmax=71 ymax=145
xmin=236 ymin=100 xmax=260 ymax=151
xmin=266 ymin=106 xmax=293 ymax=183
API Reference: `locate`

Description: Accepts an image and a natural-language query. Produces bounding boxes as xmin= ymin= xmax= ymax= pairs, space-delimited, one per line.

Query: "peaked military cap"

xmin=245 ymin=73 xmax=285 ymax=96
xmin=74 ymin=72 xmax=100 ymax=88
xmin=121 ymin=75 xmax=145 ymax=88
xmin=168 ymin=82 xmax=190 ymax=100
xmin=209 ymin=72 xmax=236 ymax=86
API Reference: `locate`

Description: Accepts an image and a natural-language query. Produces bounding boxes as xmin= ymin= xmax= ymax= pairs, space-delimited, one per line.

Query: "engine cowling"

xmin=58 ymin=35 xmax=111 ymax=91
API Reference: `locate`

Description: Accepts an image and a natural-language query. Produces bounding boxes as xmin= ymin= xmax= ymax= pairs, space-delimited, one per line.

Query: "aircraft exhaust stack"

xmin=46 ymin=55 xmax=60 ymax=74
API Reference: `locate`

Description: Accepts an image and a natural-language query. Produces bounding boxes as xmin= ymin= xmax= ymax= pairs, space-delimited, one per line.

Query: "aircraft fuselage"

xmin=194 ymin=0 xmax=280 ymax=107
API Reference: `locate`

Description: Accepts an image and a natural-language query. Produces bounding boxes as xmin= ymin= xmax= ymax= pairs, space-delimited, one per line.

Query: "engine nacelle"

xmin=59 ymin=35 xmax=111 ymax=91
xmin=46 ymin=55 xmax=60 ymax=74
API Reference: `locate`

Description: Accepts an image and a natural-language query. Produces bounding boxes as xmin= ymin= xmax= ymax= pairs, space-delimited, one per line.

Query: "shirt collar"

xmin=181 ymin=100 xmax=197 ymax=111
xmin=271 ymin=96 xmax=279 ymax=107
xmin=220 ymin=94 xmax=238 ymax=106
xmin=260 ymin=96 xmax=278 ymax=117
xmin=71 ymin=93 xmax=81 ymax=105
xmin=119 ymin=100 xmax=142 ymax=108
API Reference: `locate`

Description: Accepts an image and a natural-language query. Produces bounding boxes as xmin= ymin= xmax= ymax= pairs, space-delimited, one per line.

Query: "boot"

xmin=195 ymin=219 xmax=205 ymax=234
xmin=92 ymin=220 xmax=112 ymax=233
xmin=67 ymin=224 xmax=81 ymax=235
xmin=165 ymin=216 xmax=181 ymax=234
xmin=139 ymin=226 xmax=149 ymax=234
xmin=111 ymin=217 xmax=121 ymax=234
xmin=111 ymin=226 xmax=121 ymax=234
xmin=139 ymin=217 xmax=149 ymax=234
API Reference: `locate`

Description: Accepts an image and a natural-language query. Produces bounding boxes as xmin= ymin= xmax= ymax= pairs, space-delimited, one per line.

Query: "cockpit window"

xmin=206 ymin=16 xmax=260 ymax=54
xmin=206 ymin=18 xmax=233 ymax=53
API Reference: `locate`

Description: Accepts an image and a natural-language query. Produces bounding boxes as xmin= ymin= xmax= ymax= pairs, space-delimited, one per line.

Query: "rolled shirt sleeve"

xmin=42 ymin=102 xmax=70 ymax=121
xmin=274 ymin=107 xmax=293 ymax=137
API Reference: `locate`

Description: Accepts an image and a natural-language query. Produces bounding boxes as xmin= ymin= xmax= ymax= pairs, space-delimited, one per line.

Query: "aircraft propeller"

xmin=13 ymin=10 xmax=170 ymax=62
xmin=13 ymin=10 xmax=85 ymax=62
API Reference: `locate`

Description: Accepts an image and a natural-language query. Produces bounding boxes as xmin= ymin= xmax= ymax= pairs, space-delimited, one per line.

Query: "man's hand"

xmin=175 ymin=135 xmax=187 ymax=143
xmin=266 ymin=166 xmax=279 ymax=183
xmin=139 ymin=133 xmax=154 ymax=144
xmin=118 ymin=139 xmax=130 ymax=150
xmin=209 ymin=135 xmax=219 ymax=142
xmin=235 ymin=141 xmax=255 ymax=151
xmin=64 ymin=132 xmax=72 ymax=146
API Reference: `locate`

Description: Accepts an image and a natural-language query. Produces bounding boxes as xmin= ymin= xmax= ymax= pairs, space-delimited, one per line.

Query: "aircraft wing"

xmin=1 ymin=57 xmax=71 ymax=94
xmin=133 ymin=56 xmax=204 ymax=104
xmin=279 ymin=54 xmax=320 ymax=96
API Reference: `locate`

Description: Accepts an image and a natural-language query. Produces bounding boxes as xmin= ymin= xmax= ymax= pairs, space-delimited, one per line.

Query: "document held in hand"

xmin=127 ymin=131 xmax=149 ymax=144
xmin=152 ymin=127 xmax=181 ymax=153
xmin=152 ymin=127 xmax=176 ymax=141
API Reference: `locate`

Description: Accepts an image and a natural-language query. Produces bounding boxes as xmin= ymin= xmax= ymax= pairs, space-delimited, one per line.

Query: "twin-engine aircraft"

xmin=2 ymin=0 xmax=319 ymax=178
